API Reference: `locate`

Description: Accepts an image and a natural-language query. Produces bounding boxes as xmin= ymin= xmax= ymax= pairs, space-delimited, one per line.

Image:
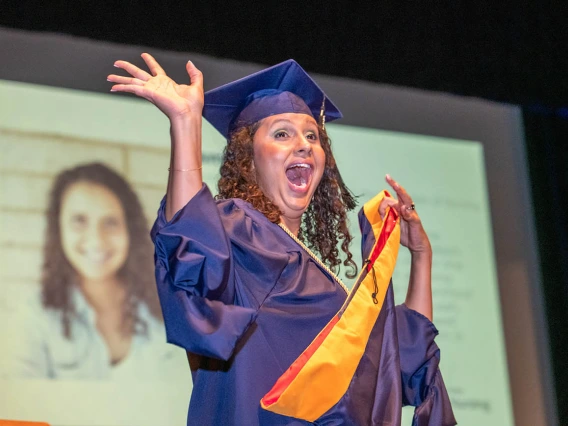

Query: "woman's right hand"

xmin=108 ymin=53 xmax=204 ymax=121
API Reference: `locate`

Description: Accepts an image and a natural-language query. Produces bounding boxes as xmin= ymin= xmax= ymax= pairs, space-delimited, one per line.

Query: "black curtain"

xmin=523 ymin=109 xmax=568 ymax=425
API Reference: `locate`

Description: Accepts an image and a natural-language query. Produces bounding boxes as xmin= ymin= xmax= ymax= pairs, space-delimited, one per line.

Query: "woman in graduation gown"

xmin=108 ymin=54 xmax=456 ymax=426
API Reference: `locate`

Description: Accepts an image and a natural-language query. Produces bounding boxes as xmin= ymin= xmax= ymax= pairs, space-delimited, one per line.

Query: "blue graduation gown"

xmin=151 ymin=184 xmax=456 ymax=426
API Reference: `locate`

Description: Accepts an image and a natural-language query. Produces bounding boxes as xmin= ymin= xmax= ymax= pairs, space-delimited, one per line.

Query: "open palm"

xmin=108 ymin=53 xmax=203 ymax=120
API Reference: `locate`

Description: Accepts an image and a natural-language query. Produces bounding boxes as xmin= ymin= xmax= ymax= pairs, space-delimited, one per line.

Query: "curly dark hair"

xmin=217 ymin=122 xmax=358 ymax=278
xmin=41 ymin=162 xmax=162 ymax=339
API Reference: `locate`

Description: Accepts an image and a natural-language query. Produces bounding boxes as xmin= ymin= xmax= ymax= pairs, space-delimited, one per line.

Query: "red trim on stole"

xmin=367 ymin=206 xmax=398 ymax=272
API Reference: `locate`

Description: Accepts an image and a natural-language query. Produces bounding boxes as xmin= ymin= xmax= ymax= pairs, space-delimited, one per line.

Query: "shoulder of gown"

xmin=151 ymin=184 xmax=291 ymax=361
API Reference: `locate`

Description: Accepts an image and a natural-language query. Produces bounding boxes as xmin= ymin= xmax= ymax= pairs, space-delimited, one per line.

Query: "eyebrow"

xmin=270 ymin=117 xmax=318 ymax=128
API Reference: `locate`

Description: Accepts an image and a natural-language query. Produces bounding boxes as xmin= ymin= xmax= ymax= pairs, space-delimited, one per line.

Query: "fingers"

xmin=378 ymin=197 xmax=398 ymax=219
xmin=186 ymin=60 xmax=204 ymax=88
xmin=110 ymin=54 xmax=202 ymax=87
xmin=109 ymin=84 xmax=150 ymax=101
xmin=141 ymin=52 xmax=166 ymax=76
xmin=108 ymin=65 xmax=149 ymax=98
xmin=385 ymin=174 xmax=413 ymax=207
xmin=385 ymin=174 xmax=421 ymax=221
xmin=107 ymin=75 xmax=145 ymax=86
xmin=113 ymin=60 xmax=152 ymax=81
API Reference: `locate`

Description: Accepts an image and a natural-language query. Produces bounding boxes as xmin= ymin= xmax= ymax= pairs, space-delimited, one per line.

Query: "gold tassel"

xmin=319 ymin=96 xmax=326 ymax=130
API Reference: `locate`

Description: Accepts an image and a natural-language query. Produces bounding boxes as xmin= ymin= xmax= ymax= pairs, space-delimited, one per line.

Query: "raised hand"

xmin=107 ymin=53 xmax=204 ymax=121
xmin=378 ymin=174 xmax=431 ymax=255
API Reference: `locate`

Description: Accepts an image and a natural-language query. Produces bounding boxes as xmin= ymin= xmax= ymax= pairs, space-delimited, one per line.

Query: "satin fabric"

xmin=151 ymin=184 xmax=455 ymax=425
xmin=261 ymin=192 xmax=401 ymax=420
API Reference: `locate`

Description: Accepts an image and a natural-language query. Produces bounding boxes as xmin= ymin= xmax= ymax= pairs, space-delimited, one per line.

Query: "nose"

xmin=294 ymin=135 xmax=312 ymax=156
xmin=82 ymin=222 xmax=106 ymax=250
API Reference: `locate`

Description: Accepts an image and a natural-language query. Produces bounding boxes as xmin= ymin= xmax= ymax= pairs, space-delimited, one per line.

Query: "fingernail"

xmin=385 ymin=174 xmax=391 ymax=180
xmin=113 ymin=64 xmax=119 ymax=68
xmin=110 ymin=88 xmax=117 ymax=92
xmin=188 ymin=60 xmax=193 ymax=65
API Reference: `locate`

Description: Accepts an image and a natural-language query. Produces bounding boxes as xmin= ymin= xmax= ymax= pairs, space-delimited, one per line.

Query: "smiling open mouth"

xmin=80 ymin=249 xmax=113 ymax=264
xmin=285 ymin=163 xmax=312 ymax=189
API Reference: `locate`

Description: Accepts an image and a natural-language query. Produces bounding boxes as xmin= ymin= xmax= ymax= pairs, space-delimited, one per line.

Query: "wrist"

xmin=410 ymin=246 xmax=432 ymax=262
xmin=170 ymin=115 xmax=202 ymax=147
xmin=169 ymin=113 xmax=201 ymax=128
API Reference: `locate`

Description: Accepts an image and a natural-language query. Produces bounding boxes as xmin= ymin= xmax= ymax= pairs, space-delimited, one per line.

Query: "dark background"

xmin=2 ymin=1 xmax=567 ymax=423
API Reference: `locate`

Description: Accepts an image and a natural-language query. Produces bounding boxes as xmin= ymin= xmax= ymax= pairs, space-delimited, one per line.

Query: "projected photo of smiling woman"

xmin=2 ymin=162 xmax=174 ymax=380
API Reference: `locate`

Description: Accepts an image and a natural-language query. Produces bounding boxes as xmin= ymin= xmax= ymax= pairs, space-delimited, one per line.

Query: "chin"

xmin=283 ymin=197 xmax=312 ymax=215
xmin=73 ymin=262 xmax=122 ymax=282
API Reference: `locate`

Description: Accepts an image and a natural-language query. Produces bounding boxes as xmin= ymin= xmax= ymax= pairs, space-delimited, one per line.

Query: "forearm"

xmin=404 ymin=249 xmax=433 ymax=321
xmin=165 ymin=115 xmax=203 ymax=221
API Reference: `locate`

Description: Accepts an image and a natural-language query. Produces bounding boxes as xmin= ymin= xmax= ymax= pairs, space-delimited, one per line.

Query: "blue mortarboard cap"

xmin=203 ymin=59 xmax=342 ymax=139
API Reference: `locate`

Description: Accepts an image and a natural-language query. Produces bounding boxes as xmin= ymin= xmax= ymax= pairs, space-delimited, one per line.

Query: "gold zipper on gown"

xmin=277 ymin=223 xmax=350 ymax=295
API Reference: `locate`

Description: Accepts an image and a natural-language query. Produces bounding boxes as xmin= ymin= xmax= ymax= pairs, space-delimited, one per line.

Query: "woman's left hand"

xmin=378 ymin=174 xmax=431 ymax=255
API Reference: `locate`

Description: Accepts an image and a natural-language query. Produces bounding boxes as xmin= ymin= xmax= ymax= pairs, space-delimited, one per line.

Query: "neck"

xmin=279 ymin=216 xmax=301 ymax=236
xmin=79 ymin=276 xmax=125 ymax=315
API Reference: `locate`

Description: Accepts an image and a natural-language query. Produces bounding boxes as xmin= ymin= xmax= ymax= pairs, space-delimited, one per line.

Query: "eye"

xmin=306 ymin=132 xmax=319 ymax=141
xmin=102 ymin=216 xmax=121 ymax=230
xmin=69 ymin=214 xmax=87 ymax=230
xmin=274 ymin=130 xmax=289 ymax=139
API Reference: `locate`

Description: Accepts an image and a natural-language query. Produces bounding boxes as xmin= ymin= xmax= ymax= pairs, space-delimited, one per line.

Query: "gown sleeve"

xmin=396 ymin=304 xmax=457 ymax=426
xmin=358 ymin=200 xmax=456 ymax=425
xmin=151 ymin=185 xmax=258 ymax=361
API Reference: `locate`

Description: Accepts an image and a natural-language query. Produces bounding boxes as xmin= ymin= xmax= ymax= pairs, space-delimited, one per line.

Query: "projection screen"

xmin=0 ymin=27 xmax=556 ymax=426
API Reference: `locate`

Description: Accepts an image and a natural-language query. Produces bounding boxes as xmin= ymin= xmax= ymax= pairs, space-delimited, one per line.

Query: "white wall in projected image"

xmin=0 ymin=80 xmax=513 ymax=426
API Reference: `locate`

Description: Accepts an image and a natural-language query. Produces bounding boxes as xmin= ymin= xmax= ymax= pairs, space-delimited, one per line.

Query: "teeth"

xmin=300 ymin=177 xmax=306 ymax=185
xmin=289 ymin=163 xmax=311 ymax=169
xmin=83 ymin=250 xmax=109 ymax=263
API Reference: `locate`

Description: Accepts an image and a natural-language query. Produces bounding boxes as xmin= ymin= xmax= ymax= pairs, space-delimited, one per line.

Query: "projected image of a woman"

xmin=4 ymin=163 xmax=173 ymax=380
